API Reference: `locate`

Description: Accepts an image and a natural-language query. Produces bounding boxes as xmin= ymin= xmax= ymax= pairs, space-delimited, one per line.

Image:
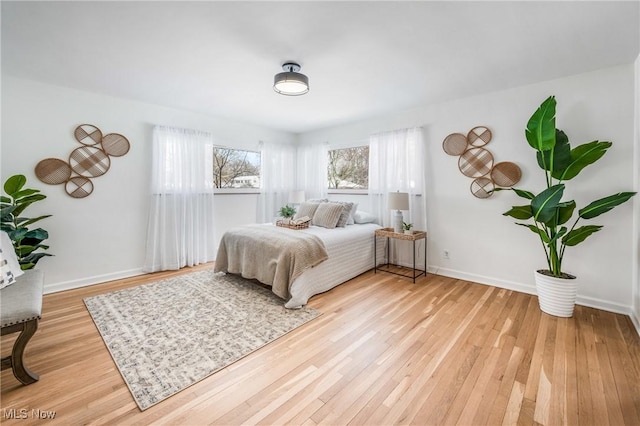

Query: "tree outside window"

xmin=327 ymin=146 xmax=369 ymax=189
xmin=213 ymin=147 xmax=261 ymax=188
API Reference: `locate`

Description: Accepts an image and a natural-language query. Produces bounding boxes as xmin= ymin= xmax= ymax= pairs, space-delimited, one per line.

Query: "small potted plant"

xmin=402 ymin=222 xmax=413 ymax=235
xmin=278 ymin=205 xmax=296 ymax=223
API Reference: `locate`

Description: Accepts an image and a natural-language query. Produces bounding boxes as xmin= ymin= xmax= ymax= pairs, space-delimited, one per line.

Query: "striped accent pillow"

xmin=312 ymin=202 xmax=344 ymax=229
xmin=329 ymin=201 xmax=355 ymax=227
xmin=294 ymin=202 xmax=321 ymax=220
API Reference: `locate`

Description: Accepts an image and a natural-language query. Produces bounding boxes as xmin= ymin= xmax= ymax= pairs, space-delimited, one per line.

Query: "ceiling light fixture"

xmin=273 ymin=62 xmax=309 ymax=96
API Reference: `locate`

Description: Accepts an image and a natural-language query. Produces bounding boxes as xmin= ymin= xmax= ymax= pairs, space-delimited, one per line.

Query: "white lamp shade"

xmin=388 ymin=192 xmax=409 ymax=211
xmin=288 ymin=190 xmax=305 ymax=204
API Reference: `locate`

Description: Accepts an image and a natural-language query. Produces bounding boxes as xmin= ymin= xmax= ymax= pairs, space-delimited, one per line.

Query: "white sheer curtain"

xmin=369 ymin=127 xmax=426 ymax=230
xmin=143 ymin=126 xmax=216 ymax=272
xmin=296 ymin=141 xmax=328 ymax=200
xmin=257 ymin=141 xmax=297 ymax=223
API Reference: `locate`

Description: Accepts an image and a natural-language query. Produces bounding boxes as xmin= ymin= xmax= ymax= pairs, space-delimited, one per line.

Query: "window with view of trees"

xmin=327 ymin=146 xmax=369 ymax=189
xmin=213 ymin=147 xmax=261 ymax=189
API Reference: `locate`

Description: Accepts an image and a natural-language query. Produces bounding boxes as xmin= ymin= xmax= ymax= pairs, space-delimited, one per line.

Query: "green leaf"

xmin=512 ymin=188 xmax=535 ymax=200
xmin=24 ymin=228 xmax=49 ymax=241
xmin=526 ymin=96 xmax=556 ymax=152
xmin=21 ymin=252 xmax=52 ymax=264
xmin=503 ymin=205 xmax=533 ymax=220
xmin=12 ymin=194 xmax=46 ymax=217
xmin=516 ymin=223 xmax=550 ymax=243
xmin=562 ymin=225 xmax=603 ymax=246
xmin=0 ymin=196 xmax=11 ymax=203
xmin=531 ymin=184 xmax=564 ymax=223
xmin=494 ymin=187 xmax=535 ymax=199
xmin=16 ymin=215 xmax=52 ymax=227
xmin=11 ymin=188 xmax=41 ymax=200
xmin=548 ymin=226 xmax=568 ymax=245
xmin=556 ymin=200 xmax=576 ymax=225
xmin=537 ymin=129 xmax=571 ymax=172
xmin=554 ymin=141 xmax=611 ymax=181
xmin=1 ymin=205 xmax=17 ymax=219
xmin=3 ymin=174 xmax=26 ymax=196
xmin=578 ymin=192 xmax=636 ymax=220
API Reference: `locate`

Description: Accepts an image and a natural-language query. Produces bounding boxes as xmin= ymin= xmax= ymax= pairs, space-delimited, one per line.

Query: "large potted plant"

xmin=1 ymin=174 xmax=52 ymax=270
xmin=499 ymin=96 xmax=636 ymax=317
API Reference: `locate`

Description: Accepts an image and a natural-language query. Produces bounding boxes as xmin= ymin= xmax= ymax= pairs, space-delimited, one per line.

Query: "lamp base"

xmin=393 ymin=210 xmax=404 ymax=233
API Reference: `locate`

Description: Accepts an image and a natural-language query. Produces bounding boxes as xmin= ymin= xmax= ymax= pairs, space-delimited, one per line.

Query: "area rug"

xmin=83 ymin=269 xmax=321 ymax=410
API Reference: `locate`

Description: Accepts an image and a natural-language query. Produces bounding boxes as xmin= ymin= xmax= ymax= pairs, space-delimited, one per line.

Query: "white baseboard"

xmin=631 ymin=311 xmax=640 ymax=337
xmin=428 ymin=265 xmax=637 ymax=321
xmin=428 ymin=266 xmax=537 ymax=297
xmin=44 ymin=268 xmax=145 ymax=294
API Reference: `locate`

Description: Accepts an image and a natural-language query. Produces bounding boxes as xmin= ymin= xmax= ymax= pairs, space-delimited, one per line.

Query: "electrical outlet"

xmin=443 ymin=249 xmax=450 ymax=260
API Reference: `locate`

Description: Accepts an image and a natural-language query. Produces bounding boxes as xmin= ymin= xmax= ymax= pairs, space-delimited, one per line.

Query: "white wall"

xmin=300 ymin=64 xmax=637 ymax=315
xmin=633 ymin=55 xmax=640 ymax=333
xmin=1 ymin=76 xmax=294 ymax=293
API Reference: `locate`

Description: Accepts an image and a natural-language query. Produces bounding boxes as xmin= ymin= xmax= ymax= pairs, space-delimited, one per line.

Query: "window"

xmin=213 ymin=147 xmax=261 ymax=189
xmin=327 ymin=146 xmax=369 ymax=189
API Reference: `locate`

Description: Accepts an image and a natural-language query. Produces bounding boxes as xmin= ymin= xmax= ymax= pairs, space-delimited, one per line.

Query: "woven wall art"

xmin=442 ymin=125 xmax=522 ymax=198
xmin=35 ymin=124 xmax=130 ymax=198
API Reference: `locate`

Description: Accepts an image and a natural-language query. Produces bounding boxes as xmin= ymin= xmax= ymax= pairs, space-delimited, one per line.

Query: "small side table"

xmin=374 ymin=227 xmax=427 ymax=283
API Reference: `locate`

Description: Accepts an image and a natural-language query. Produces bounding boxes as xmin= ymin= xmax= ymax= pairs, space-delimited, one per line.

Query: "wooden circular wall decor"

xmin=36 ymin=124 xmax=130 ymax=199
xmin=65 ymin=176 xmax=94 ymax=198
xmin=442 ymin=133 xmax=469 ymax=156
xmin=35 ymin=158 xmax=72 ymax=185
xmin=444 ymin=124 xmax=523 ymax=199
xmin=69 ymin=146 xmax=111 ymax=177
xmin=101 ymin=133 xmax=130 ymax=157
xmin=74 ymin=124 xmax=103 ymax=145
xmin=491 ymin=161 xmax=522 ymax=187
xmin=458 ymin=147 xmax=494 ymax=178
xmin=467 ymin=126 xmax=492 ymax=147
xmin=471 ymin=177 xmax=494 ymax=199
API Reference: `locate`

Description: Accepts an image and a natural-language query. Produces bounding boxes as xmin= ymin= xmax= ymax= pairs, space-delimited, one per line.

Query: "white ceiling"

xmin=2 ymin=1 xmax=638 ymax=134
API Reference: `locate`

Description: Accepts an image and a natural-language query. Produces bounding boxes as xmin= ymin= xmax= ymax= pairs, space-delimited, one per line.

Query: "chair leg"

xmin=9 ymin=319 xmax=40 ymax=384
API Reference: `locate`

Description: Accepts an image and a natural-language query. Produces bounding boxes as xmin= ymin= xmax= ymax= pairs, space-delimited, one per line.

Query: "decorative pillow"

xmin=312 ymin=202 xmax=344 ymax=229
xmin=294 ymin=202 xmax=321 ymax=220
xmin=354 ymin=210 xmax=377 ymax=224
xmin=346 ymin=203 xmax=359 ymax=225
xmin=329 ymin=201 xmax=355 ymax=227
xmin=0 ymin=231 xmax=24 ymax=290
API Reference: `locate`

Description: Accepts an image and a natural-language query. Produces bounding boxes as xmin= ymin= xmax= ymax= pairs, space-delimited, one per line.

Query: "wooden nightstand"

xmin=374 ymin=227 xmax=427 ymax=283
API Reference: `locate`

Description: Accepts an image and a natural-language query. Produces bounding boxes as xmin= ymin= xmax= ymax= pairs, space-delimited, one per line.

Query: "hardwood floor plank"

xmin=2 ymin=265 xmax=639 ymax=425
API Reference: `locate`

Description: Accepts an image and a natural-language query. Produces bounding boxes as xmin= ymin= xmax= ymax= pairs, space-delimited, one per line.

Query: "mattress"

xmin=285 ymin=223 xmax=383 ymax=308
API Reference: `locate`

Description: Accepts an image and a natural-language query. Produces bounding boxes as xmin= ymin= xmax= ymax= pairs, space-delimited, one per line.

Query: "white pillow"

xmin=354 ymin=210 xmax=377 ymax=224
xmin=346 ymin=203 xmax=358 ymax=225
xmin=0 ymin=231 xmax=24 ymax=289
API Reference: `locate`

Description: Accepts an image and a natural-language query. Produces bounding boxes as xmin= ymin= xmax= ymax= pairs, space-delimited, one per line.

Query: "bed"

xmin=214 ymin=222 xmax=382 ymax=308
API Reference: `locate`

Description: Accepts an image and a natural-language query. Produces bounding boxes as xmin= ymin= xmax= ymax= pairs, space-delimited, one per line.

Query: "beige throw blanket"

xmin=214 ymin=225 xmax=328 ymax=300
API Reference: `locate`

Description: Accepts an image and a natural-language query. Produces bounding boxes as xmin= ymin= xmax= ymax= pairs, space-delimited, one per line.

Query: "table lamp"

xmin=388 ymin=191 xmax=409 ymax=233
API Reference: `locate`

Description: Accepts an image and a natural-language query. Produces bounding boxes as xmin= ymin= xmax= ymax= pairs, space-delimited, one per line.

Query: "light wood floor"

xmin=2 ymin=264 xmax=640 ymax=425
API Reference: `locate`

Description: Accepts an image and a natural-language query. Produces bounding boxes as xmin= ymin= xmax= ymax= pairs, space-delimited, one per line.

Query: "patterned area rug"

xmin=84 ymin=269 xmax=321 ymax=410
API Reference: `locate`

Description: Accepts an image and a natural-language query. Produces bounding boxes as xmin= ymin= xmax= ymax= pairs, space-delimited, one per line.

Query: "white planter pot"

xmin=404 ymin=230 xmax=413 ymax=235
xmin=534 ymin=270 xmax=577 ymax=317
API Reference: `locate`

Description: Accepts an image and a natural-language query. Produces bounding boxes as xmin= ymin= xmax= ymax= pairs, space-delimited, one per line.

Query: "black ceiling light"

xmin=273 ymin=62 xmax=309 ymax=96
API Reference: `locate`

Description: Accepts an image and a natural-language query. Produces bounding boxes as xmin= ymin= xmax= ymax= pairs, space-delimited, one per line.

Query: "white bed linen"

xmin=285 ymin=223 xmax=382 ymax=308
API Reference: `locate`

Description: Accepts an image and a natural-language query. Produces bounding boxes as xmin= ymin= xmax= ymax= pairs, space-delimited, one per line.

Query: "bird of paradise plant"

xmin=498 ymin=96 xmax=635 ymax=278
